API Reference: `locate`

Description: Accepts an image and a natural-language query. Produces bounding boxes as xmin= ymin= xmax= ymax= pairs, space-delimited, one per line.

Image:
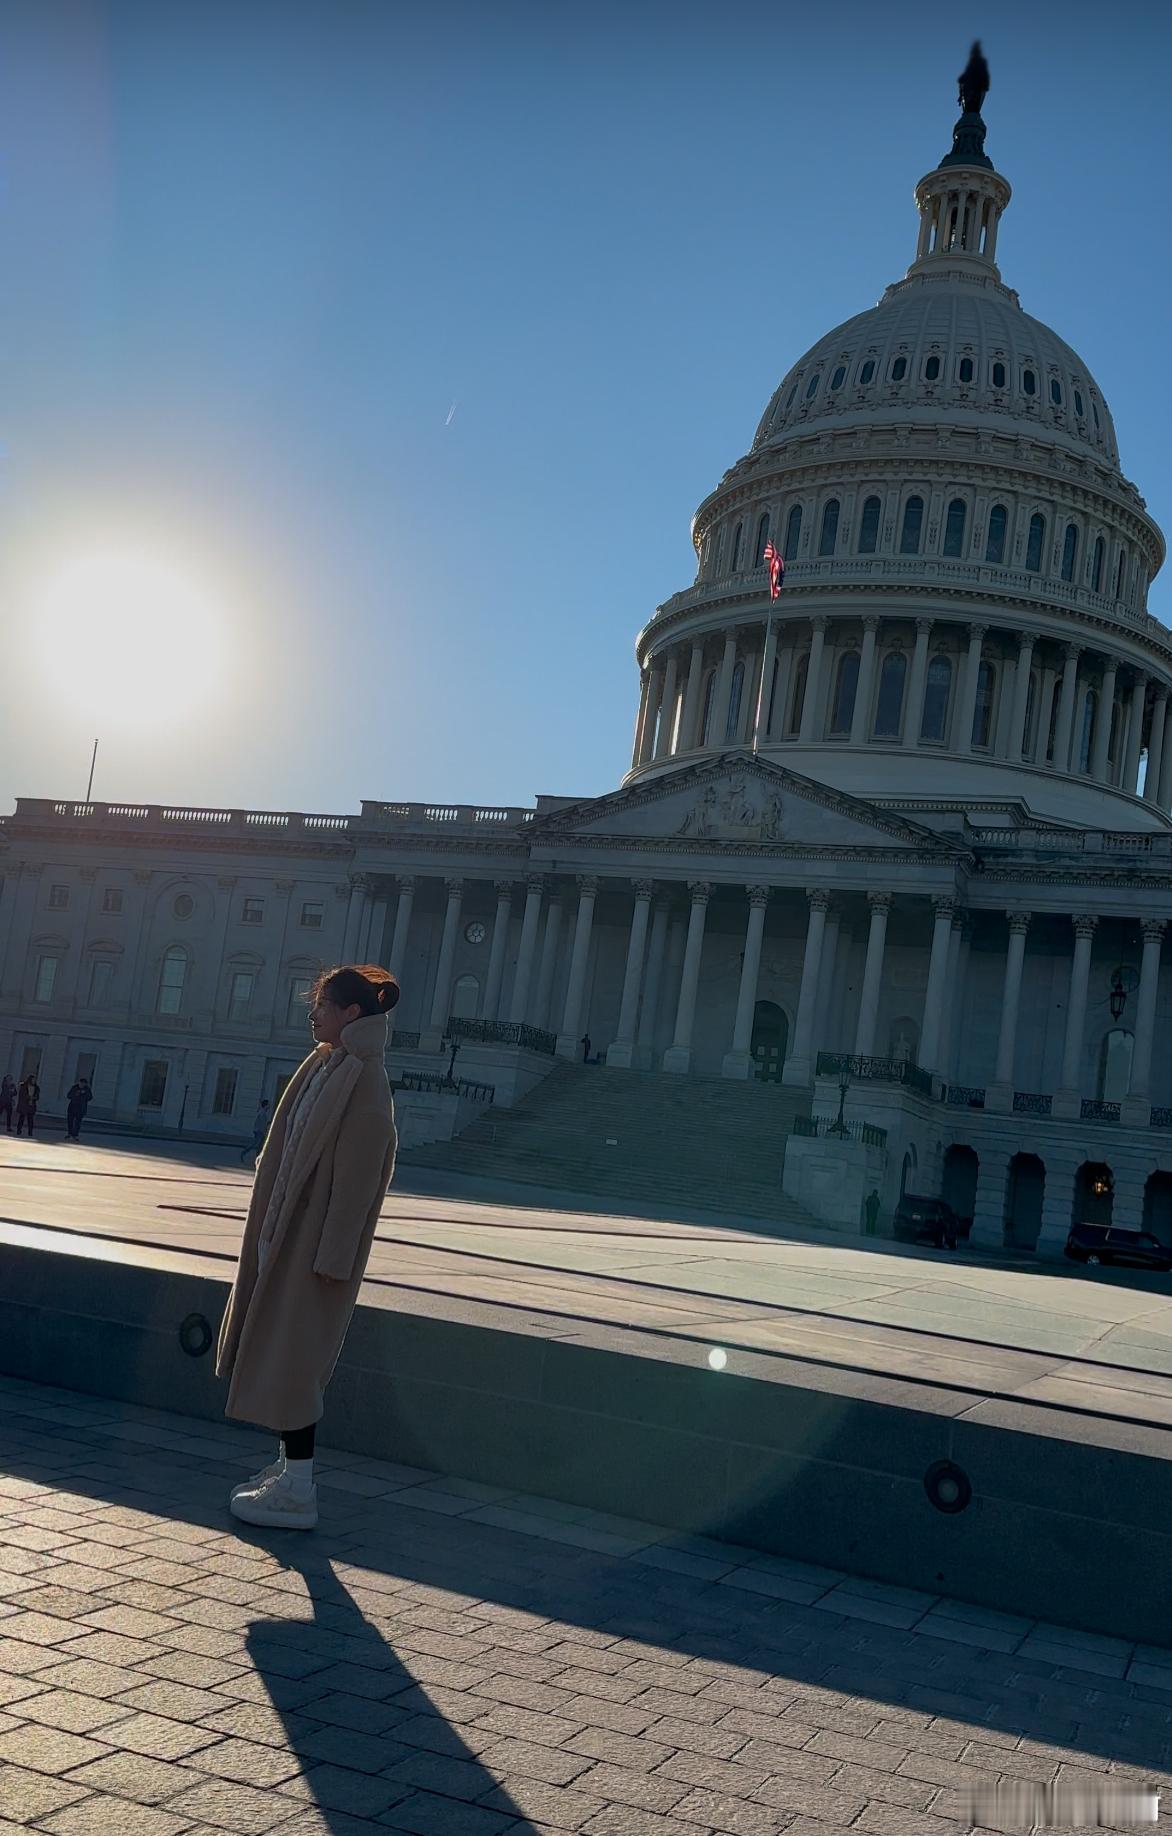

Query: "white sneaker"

xmin=230 ymin=1458 xmax=283 ymax=1501
xmin=230 ymin=1471 xmax=318 ymax=1531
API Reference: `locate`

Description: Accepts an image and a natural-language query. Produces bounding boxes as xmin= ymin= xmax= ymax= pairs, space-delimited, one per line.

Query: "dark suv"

xmin=1065 ymin=1223 xmax=1172 ymax=1271
xmin=893 ymin=1193 xmax=961 ymax=1250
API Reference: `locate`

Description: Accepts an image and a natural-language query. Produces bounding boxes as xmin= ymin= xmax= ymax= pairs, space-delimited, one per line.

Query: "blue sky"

xmin=0 ymin=0 xmax=1168 ymax=815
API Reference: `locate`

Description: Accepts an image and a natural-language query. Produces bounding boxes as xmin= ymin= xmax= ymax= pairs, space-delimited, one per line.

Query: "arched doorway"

xmin=1143 ymin=1172 xmax=1172 ymax=1242
xmin=450 ymin=974 xmax=479 ymax=1019
xmin=1005 ymin=1153 xmax=1045 ymax=1250
xmin=943 ymin=1144 xmax=979 ymax=1234
xmin=1074 ymin=1161 xmax=1114 ymax=1228
xmin=900 ymin=1144 xmax=918 ymax=1197
xmin=751 ymin=1001 xmax=788 ymax=1083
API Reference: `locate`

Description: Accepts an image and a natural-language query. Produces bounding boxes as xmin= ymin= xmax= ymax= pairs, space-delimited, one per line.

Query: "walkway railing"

xmin=1013 ymin=1092 xmax=1053 ymax=1116
xmin=946 ymin=1085 xmax=986 ymax=1108
xmin=393 ymin=1070 xmax=495 ymax=1103
xmin=793 ymin=1115 xmax=887 ymax=1148
xmin=817 ymin=1052 xmax=933 ymax=1097
xmin=1081 ymin=1098 xmax=1121 ymax=1123
xmin=447 ymin=1017 xmax=557 ymax=1056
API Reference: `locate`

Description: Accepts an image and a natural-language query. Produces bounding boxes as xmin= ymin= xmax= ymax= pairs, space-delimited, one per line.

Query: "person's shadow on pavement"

xmin=244 ymin=1539 xmax=537 ymax=1833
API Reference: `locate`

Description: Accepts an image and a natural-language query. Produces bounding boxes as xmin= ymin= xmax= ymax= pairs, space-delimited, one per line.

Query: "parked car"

xmin=893 ymin=1193 xmax=961 ymax=1250
xmin=1065 ymin=1223 xmax=1172 ymax=1271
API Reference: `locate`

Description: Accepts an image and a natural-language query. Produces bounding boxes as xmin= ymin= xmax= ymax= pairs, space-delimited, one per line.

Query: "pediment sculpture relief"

xmin=677 ymin=776 xmax=784 ymax=841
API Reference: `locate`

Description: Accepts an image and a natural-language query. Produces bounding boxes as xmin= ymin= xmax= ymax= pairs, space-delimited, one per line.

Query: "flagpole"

xmin=751 ymin=616 xmax=772 ymax=755
xmin=85 ymin=738 xmax=99 ymax=803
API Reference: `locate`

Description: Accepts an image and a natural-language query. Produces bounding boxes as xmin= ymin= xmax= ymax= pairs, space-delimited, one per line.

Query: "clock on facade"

xmin=464 ymin=920 xmax=487 ymax=945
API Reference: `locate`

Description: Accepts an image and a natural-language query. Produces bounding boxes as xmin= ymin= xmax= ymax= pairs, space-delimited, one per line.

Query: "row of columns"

xmin=632 ymin=617 xmax=1169 ymax=802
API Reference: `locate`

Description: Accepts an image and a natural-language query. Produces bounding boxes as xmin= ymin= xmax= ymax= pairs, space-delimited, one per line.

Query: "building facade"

xmin=3 ymin=80 xmax=1171 ymax=1254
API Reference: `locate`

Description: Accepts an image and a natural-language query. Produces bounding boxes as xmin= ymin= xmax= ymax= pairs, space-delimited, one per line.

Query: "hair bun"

xmin=377 ymin=978 xmax=401 ymax=1012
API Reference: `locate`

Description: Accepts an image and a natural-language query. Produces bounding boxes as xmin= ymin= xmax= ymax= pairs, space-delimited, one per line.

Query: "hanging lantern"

xmin=1109 ymin=971 xmax=1127 ymax=1022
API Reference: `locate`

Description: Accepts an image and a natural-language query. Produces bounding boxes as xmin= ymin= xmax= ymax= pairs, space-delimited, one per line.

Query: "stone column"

xmin=342 ymin=874 xmax=369 ymax=960
xmin=663 ymin=882 xmax=711 ymax=1074
xmin=423 ymin=878 xmax=463 ymax=1047
xmin=918 ymin=895 xmax=957 ymax=1081
xmin=636 ymin=896 xmax=672 ymax=1065
xmin=608 ymin=881 xmax=655 ymax=1068
xmin=1160 ymin=702 xmax=1172 ymax=809
xmin=938 ymin=908 xmax=968 ymax=1082
xmin=798 ymin=618 xmax=828 ymax=741
xmin=850 ymin=617 xmax=880 ymax=745
xmin=1053 ymin=915 xmax=1098 ymax=1118
xmin=723 ymin=886 xmax=770 ymax=1079
xmin=968 ymin=1153 xmax=1010 ymax=1252
xmin=1122 ymin=919 xmax=1165 ymax=1125
xmin=954 ymin=624 xmax=987 ymax=754
xmin=556 ymin=876 xmax=599 ymax=1057
xmin=1006 ymin=634 xmax=1035 ymax=761
xmin=901 ymin=619 xmax=933 ymax=749
xmin=481 ymin=881 xmax=514 ymax=1022
xmin=814 ymin=905 xmax=841 ymax=1052
xmin=985 ymin=911 xmax=1031 ymax=1112
xmin=1144 ymin=691 xmax=1169 ymax=806
xmin=1052 ymin=645 xmax=1081 ymax=772
xmin=1032 ymin=665 xmax=1057 ymax=765
xmin=631 ymin=671 xmax=651 ymax=769
xmin=532 ymin=892 xmax=564 ymax=1030
xmin=1123 ymin=674 xmax=1147 ymax=794
xmin=783 ymin=888 xmax=830 ymax=1085
xmin=653 ymin=654 xmax=680 ymax=760
xmin=387 ymin=876 xmax=416 ymax=979
xmin=1090 ymin=658 xmax=1117 ymax=782
xmin=853 ymin=892 xmax=892 ymax=1057
xmin=680 ymin=641 xmax=705 ymax=751
xmin=638 ymin=665 xmax=665 ymax=766
xmin=712 ymin=638 xmax=738 ymax=748
xmin=507 ymin=876 xmax=544 ymax=1025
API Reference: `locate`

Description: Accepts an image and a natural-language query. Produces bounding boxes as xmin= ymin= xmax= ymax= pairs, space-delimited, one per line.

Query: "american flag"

xmin=763 ymin=539 xmax=785 ymax=599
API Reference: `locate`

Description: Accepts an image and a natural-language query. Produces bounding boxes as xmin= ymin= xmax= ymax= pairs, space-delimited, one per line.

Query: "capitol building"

xmin=3 ymin=70 xmax=1171 ymax=1256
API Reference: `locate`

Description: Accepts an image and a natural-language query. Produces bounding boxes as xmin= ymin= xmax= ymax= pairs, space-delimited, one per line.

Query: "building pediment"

xmin=529 ymin=753 xmax=966 ymax=854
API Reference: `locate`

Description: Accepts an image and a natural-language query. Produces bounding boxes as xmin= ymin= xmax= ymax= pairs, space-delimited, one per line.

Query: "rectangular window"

xmin=300 ymin=902 xmax=324 ymax=929
xmin=101 ymin=888 xmax=124 ymax=914
xmin=242 ymin=897 xmax=265 ymax=925
xmin=286 ymin=976 xmax=312 ymax=1027
xmin=20 ymin=1046 xmax=42 ymax=1081
xmin=138 ymin=1060 xmax=168 ymax=1108
xmin=212 ymin=1067 xmax=239 ymax=1116
xmin=34 ymin=956 xmax=58 ymax=1003
xmin=74 ymin=1052 xmax=98 ymax=1087
xmin=88 ymin=959 xmax=115 ymax=1007
xmin=229 ymin=971 xmax=255 ymax=1021
xmin=48 ymin=885 xmax=70 ymax=910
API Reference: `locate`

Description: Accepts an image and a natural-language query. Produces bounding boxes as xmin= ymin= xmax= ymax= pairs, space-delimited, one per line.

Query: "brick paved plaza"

xmin=0 ymin=1374 xmax=1170 ymax=1834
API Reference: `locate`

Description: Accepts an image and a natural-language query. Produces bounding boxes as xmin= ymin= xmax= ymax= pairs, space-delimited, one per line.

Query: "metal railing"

xmin=1013 ymin=1092 xmax=1052 ymax=1115
xmin=1152 ymin=1107 xmax=1172 ymax=1130
xmin=447 ymin=1017 xmax=557 ymax=1056
xmin=393 ymin=1071 xmax=495 ymax=1103
xmin=816 ymin=1052 xmax=933 ymax=1097
xmin=389 ymin=1031 xmax=421 ymax=1051
xmin=946 ymin=1085 xmax=986 ymax=1108
xmin=793 ymin=1115 xmax=887 ymax=1148
xmin=1081 ymin=1098 xmax=1121 ymax=1123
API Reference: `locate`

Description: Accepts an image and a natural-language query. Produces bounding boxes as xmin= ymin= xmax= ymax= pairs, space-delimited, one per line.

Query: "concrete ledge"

xmin=1 ymin=1221 xmax=1169 ymax=1645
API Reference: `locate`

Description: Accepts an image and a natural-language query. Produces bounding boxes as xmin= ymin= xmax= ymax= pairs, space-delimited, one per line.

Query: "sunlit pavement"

xmin=4 ymin=1135 xmax=1172 ymax=1432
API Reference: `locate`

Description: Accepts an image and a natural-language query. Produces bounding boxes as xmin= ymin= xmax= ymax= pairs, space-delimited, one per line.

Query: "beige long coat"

xmin=216 ymin=1012 xmax=396 ymax=1430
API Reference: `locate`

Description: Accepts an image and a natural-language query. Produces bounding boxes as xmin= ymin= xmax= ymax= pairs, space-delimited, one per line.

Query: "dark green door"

xmin=751 ymin=1001 xmax=788 ymax=1083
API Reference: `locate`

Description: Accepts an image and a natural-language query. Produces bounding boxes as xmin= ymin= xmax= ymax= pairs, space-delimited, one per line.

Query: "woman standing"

xmin=216 ymin=963 xmax=399 ymax=1530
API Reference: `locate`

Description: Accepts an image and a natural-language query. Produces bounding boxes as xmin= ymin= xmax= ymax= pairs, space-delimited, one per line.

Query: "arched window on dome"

xmin=1022 ymin=367 xmax=1037 ymax=396
xmin=985 ymin=503 xmax=1008 ymax=564
xmin=858 ymin=496 xmax=881 ymax=555
xmin=899 ymin=495 xmax=924 ymax=555
xmin=924 ymin=355 xmax=941 ymax=381
xmin=788 ymin=653 xmax=809 ymax=737
xmin=1025 ymin=513 xmax=1046 ymax=574
xmin=1061 ymin=523 xmax=1079 ymax=583
xmin=943 ymin=498 xmax=967 ymax=558
xmin=1115 ymin=548 xmax=1127 ymax=599
xmin=874 ymin=652 xmax=907 ymax=739
xmin=1078 ymin=687 xmax=1097 ymax=775
xmin=1074 ymin=388 xmax=1085 ymax=418
xmin=785 ymin=383 xmax=798 ymax=411
xmin=830 ymin=364 xmax=846 ymax=390
xmin=830 ymin=651 xmax=859 ymax=736
xmin=958 ymin=357 xmax=974 ymax=384
xmin=972 ymin=661 xmax=996 ymax=750
xmin=699 ymin=671 xmax=716 ymax=746
xmin=713 ymin=526 xmax=726 ymax=576
xmin=1092 ymin=399 xmax=1101 ymax=429
xmin=1023 ymin=669 xmax=1038 ymax=757
xmin=731 ymin=521 xmax=744 ymax=571
xmin=725 ymin=661 xmax=745 ymax=742
xmin=1050 ymin=378 xmax=1063 ymax=406
xmin=805 ymin=373 xmax=820 ymax=399
xmin=1092 ymin=535 xmax=1105 ymax=593
xmin=920 ymin=656 xmax=952 ymax=743
xmin=754 ymin=512 xmax=771 ymax=567
xmin=818 ymin=499 xmax=840 ymax=557
xmin=890 ymin=356 xmax=907 ymax=381
xmin=1046 ymin=688 xmax=1061 ymax=764
xmin=991 ymin=360 xmax=1007 ymax=389
xmin=1108 ymin=698 xmax=1121 ymax=769
xmin=858 ymin=359 xmax=876 ymax=385
xmin=784 ymin=503 xmax=802 ymax=559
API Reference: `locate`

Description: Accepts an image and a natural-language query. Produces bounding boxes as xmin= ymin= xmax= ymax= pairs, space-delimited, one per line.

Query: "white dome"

xmin=752 ymin=274 xmax=1120 ymax=471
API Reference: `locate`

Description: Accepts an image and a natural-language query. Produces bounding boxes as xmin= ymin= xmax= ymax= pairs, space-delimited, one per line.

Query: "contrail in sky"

xmin=445 ymin=400 xmax=458 ymax=426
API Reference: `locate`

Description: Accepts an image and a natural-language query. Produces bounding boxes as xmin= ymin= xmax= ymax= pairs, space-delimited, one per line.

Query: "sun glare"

xmin=30 ymin=549 xmax=228 ymax=727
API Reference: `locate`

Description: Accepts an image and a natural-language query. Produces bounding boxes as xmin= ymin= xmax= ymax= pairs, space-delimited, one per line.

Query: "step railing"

xmin=816 ymin=1052 xmax=932 ymax=1097
xmin=793 ymin=1115 xmax=887 ymax=1147
xmin=447 ymin=1017 xmax=557 ymax=1056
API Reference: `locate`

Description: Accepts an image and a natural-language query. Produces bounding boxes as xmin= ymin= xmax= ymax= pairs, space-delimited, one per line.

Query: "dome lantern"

xmin=908 ymin=42 xmax=1011 ymax=280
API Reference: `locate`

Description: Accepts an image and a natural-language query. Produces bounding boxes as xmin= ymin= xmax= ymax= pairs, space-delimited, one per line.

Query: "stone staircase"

xmin=399 ymin=1061 xmax=822 ymax=1229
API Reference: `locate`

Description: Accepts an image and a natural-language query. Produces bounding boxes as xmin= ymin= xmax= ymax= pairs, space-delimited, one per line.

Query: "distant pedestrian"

xmin=66 ymin=1077 xmax=93 ymax=1141
xmin=0 ymin=1075 xmax=15 ymax=1133
xmin=581 ymin=1034 xmax=592 ymax=1064
xmin=218 ymin=963 xmax=399 ymax=1532
xmin=15 ymin=1075 xmax=40 ymax=1138
xmin=241 ymin=1099 xmax=271 ymax=1166
xmin=864 ymin=1188 xmax=881 ymax=1235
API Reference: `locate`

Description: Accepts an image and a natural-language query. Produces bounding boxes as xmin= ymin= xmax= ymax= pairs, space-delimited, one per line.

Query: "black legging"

xmin=282 ymin=1425 xmax=316 ymax=1460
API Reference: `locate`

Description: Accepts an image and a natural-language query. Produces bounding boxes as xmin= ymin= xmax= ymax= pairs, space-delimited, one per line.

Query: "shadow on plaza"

xmin=1 ymin=1384 xmax=1170 ymax=1809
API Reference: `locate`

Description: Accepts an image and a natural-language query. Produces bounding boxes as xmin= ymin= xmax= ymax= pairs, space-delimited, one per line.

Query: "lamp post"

xmin=830 ymin=1069 xmax=850 ymax=1138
